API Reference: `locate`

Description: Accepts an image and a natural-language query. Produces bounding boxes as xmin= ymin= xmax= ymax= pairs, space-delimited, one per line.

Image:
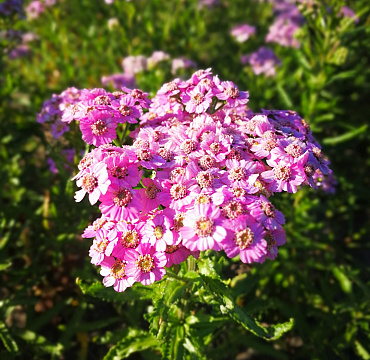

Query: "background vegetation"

xmin=1 ymin=0 xmax=369 ymax=359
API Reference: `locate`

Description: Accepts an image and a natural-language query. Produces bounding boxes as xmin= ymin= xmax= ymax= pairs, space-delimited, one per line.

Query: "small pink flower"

xmin=165 ymin=244 xmax=191 ymax=267
xmin=180 ymin=204 xmax=226 ymax=251
xmin=222 ymin=215 xmax=267 ymax=264
xmin=125 ymin=243 xmax=167 ymax=285
xmin=230 ymin=24 xmax=256 ymax=43
xmin=143 ymin=212 xmax=178 ymax=251
xmin=183 ymin=84 xmax=213 ymax=114
xmin=80 ymin=110 xmax=118 ymax=146
xmin=248 ymin=195 xmax=285 ymax=230
xmin=75 ymin=162 xmax=110 ymax=205
xmin=100 ymin=256 xmax=135 ymax=292
xmin=89 ymin=228 xmax=117 ymax=265
xmin=99 ymin=185 xmax=143 ymax=221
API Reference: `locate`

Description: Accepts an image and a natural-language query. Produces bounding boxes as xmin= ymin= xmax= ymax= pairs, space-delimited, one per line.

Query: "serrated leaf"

xmin=162 ymin=326 xmax=185 ymax=360
xmin=200 ymin=275 xmax=294 ymax=340
xmin=103 ymin=331 xmax=160 ymax=360
xmin=0 ymin=321 xmax=18 ymax=354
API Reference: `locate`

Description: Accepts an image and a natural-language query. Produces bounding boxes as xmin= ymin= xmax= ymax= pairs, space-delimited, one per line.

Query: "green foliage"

xmin=1 ymin=0 xmax=369 ymax=359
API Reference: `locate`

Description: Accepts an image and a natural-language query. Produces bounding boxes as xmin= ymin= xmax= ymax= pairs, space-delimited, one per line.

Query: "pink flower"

xmin=142 ymin=212 xmax=177 ymax=251
xmin=216 ymin=80 xmax=249 ymax=107
xmin=105 ymin=154 xmax=142 ymax=187
xmin=125 ymin=243 xmax=167 ymax=285
xmin=75 ymin=162 xmax=111 ymax=205
xmin=183 ymin=84 xmax=213 ymax=114
xmin=111 ymin=94 xmax=142 ymax=124
xmin=89 ymin=228 xmax=117 ymax=265
xmin=100 ymin=257 xmax=135 ymax=292
xmin=79 ymin=110 xmax=118 ymax=146
xmin=180 ymin=204 xmax=226 ymax=251
xmin=139 ymin=178 xmax=170 ymax=213
xmin=82 ymin=216 xmax=117 ymax=239
xmin=165 ymin=244 xmax=191 ymax=267
xmin=264 ymin=228 xmax=286 ymax=260
xmin=106 ymin=220 xmax=145 ymax=258
xmin=99 ymin=185 xmax=143 ymax=221
xmin=261 ymin=153 xmax=308 ymax=193
xmin=222 ymin=215 xmax=267 ymax=264
xmin=248 ymin=195 xmax=285 ymax=230
xmin=230 ymin=24 xmax=256 ymax=43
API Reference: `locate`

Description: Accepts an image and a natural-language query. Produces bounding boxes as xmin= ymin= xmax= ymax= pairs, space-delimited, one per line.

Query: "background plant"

xmin=1 ymin=0 xmax=369 ymax=359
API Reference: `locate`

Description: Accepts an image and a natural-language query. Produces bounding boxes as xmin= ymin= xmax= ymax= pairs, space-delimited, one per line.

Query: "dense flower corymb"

xmin=40 ymin=68 xmax=333 ymax=293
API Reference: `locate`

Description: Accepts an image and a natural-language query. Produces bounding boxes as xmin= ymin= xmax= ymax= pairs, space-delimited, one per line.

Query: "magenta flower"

xmin=248 ymin=195 xmax=285 ymax=230
xmin=111 ymin=94 xmax=142 ymax=124
xmin=99 ymin=185 xmax=142 ymax=221
xmin=124 ymin=243 xmax=167 ymax=285
xmin=106 ymin=220 xmax=145 ymax=258
xmin=139 ymin=178 xmax=170 ymax=213
xmin=75 ymin=162 xmax=110 ymax=205
xmin=180 ymin=204 xmax=226 ymax=251
xmin=222 ymin=215 xmax=267 ymax=264
xmin=165 ymin=244 xmax=191 ymax=267
xmin=100 ymin=257 xmax=135 ymax=292
xmin=79 ymin=110 xmax=118 ymax=146
xmin=142 ymin=212 xmax=177 ymax=252
xmin=105 ymin=154 xmax=142 ymax=187
xmin=261 ymin=153 xmax=308 ymax=193
xmin=216 ymin=80 xmax=249 ymax=107
xmin=264 ymin=228 xmax=286 ymax=260
xmin=82 ymin=216 xmax=117 ymax=239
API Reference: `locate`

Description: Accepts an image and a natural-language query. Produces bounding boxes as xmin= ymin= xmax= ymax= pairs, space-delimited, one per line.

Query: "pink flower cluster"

xmin=64 ymin=69 xmax=332 ymax=292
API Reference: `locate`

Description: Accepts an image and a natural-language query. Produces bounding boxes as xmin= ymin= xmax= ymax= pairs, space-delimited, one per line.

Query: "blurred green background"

xmin=1 ymin=0 xmax=369 ymax=359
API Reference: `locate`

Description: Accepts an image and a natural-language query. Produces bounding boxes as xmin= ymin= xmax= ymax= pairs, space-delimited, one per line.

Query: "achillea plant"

xmin=40 ymin=69 xmax=332 ymax=293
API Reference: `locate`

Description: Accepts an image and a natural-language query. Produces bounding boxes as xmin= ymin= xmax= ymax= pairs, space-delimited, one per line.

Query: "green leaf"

xmin=355 ymin=340 xmax=370 ymax=360
xmin=162 ymin=326 xmax=185 ymax=360
xmin=15 ymin=330 xmax=63 ymax=356
xmin=0 ymin=262 xmax=11 ymax=271
xmin=0 ymin=321 xmax=18 ymax=354
xmin=76 ymin=278 xmax=153 ymax=302
xmin=276 ymin=84 xmax=293 ymax=108
xmin=103 ymin=329 xmax=160 ymax=360
xmin=200 ymin=275 xmax=294 ymax=340
xmin=332 ymin=266 xmax=352 ymax=294
xmin=323 ymin=125 xmax=368 ymax=145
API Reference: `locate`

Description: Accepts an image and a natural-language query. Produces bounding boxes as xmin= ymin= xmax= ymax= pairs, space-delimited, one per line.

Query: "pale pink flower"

xmin=125 ymin=243 xmax=167 ymax=285
xmin=75 ymin=162 xmax=110 ymax=205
